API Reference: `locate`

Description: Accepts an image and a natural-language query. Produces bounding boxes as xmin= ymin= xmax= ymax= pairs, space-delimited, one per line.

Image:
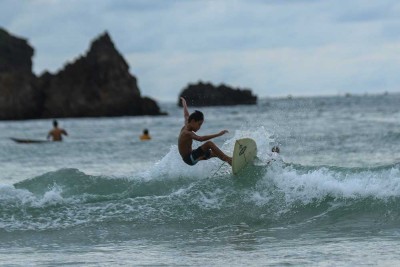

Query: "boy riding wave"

xmin=178 ymin=97 xmax=232 ymax=166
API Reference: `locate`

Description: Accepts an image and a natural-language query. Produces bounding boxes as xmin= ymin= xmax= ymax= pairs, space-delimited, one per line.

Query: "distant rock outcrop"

xmin=0 ymin=28 xmax=42 ymax=120
xmin=178 ymin=81 xmax=257 ymax=107
xmin=0 ymin=28 xmax=164 ymax=120
xmin=39 ymin=32 xmax=163 ymax=118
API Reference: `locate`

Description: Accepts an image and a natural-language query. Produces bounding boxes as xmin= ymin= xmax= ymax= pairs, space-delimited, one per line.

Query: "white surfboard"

xmin=232 ymin=138 xmax=257 ymax=175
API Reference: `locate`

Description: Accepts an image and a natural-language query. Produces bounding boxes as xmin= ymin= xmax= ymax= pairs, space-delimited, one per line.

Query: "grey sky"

xmin=1 ymin=0 xmax=400 ymax=101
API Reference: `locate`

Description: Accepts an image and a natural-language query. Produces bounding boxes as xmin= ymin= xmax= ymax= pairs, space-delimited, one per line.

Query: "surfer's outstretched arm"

xmin=191 ymin=130 xmax=229 ymax=142
xmin=181 ymin=97 xmax=189 ymax=125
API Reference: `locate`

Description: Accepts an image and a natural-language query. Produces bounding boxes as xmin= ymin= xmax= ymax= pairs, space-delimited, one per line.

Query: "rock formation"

xmin=178 ymin=81 xmax=257 ymax=107
xmin=39 ymin=32 xmax=163 ymax=118
xmin=0 ymin=28 xmax=164 ymax=120
xmin=0 ymin=28 xmax=42 ymax=120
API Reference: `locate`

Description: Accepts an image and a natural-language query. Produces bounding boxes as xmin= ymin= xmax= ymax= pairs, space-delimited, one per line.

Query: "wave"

xmin=1 ymin=127 xmax=400 ymax=232
xmin=1 ymin=161 xmax=400 ymax=232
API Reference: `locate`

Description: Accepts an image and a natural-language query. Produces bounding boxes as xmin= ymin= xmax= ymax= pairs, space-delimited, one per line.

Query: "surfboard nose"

xmin=232 ymin=138 xmax=257 ymax=175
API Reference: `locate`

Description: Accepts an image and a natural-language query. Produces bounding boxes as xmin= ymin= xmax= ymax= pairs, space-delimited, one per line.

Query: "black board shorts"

xmin=183 ymin=147 xmax=212 ymax=166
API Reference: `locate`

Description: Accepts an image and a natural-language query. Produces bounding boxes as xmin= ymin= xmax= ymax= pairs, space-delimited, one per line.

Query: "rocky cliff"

xmin=0 ymin=28 xmax=42 ymax=120
xmin=39 ymin=32 xmax=163 ymax=118
xmin=0 ymin=28 xmax=164 ymax=120
xmin=178 ymin=81 xmax=257 ymax=107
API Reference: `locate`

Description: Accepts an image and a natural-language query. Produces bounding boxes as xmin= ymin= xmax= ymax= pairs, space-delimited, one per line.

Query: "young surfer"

xmin=47 ymin=120 xmax=68 ymax=141
xmin=178 ymin=97 xmax=232 ymax=166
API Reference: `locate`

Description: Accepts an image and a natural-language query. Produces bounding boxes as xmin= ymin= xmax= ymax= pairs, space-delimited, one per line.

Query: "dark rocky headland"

xmin=0 ymin=28 xmax=164 ymax=120
xmin=178 ymin=81 xmax=257 ymax=107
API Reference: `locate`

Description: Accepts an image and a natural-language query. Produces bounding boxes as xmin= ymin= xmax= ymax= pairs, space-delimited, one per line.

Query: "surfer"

xmin=47 ymin=120 xmax=68 ymax=141
xmin=265 ymin=146 xmax=282 ymax=164
xmin=178 ymin=97 xmax=232 ymax=166
xmin=272 ymin=146 xmax=280 ymax=153
xmin=140 ymin=129 xmax=151 ymax=141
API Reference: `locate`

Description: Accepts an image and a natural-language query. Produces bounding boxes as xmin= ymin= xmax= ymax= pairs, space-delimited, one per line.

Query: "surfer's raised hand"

xmin=180 ymin=97 xmax=189 ymax=124
xmin=180 ymin=97 xmax=187 ymax=107
xmin=219 ymin=130 xmax=229 ymax=136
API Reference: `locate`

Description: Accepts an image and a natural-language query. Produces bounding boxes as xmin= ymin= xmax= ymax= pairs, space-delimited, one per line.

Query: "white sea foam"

xmin=139 ymin=145 xmax=224 ymax=181
xmin=35 ymin=185 xmax=65 ymax=206
xmin=0 ymin=184 xmax=36 ymax=205
xmin=197 ymin=188 xmax=225 ymax=209
xmin=265 ymin=164 xmax=400 ymax=205
xmin=0 ymin=184 xmax=72 ymax=208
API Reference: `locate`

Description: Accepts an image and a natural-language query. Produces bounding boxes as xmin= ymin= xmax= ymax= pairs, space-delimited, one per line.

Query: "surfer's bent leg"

xmin=201 ymin=141 xmax=232 ymax=165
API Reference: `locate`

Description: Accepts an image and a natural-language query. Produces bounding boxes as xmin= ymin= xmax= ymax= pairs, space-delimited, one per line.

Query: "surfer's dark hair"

xmin=188 ymin=110 xmax=204 ymax=122
xmin=53 ymin=120 xmax=58 ymax=127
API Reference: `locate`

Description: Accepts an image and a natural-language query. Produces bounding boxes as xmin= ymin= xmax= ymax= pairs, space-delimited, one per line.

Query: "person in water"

xmin=178 ymin=97 xmax=232 ymax=166
xmin=265 ymin=146 xmax=281 ymax=164
xmin=272 ymin=146 xmax=280 ymax=154
xmin=140 ymin=129 xmax=151 ymax=141
xmin=47 ymin=120 xmax=68 ymax=141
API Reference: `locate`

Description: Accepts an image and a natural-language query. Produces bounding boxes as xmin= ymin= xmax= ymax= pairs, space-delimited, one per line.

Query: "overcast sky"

xmin=1 ymin=0 xmax=400 ymax=102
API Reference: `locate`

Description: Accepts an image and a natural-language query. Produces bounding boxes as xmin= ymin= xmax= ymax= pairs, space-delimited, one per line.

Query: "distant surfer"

xmin=266 ymin=146 xmax=282 ymax=164
xmin=140 ymin=129 xmax=151 ymax=141
xmin=178 ymin=97 xmax=232 ymax=166
xmin=47 ymin=120 xmax=68 ymax=141
xmin=272 ymin=146 xmax=280 ymax=154
xmin=254 ymin=145 xmax=282 ymax=166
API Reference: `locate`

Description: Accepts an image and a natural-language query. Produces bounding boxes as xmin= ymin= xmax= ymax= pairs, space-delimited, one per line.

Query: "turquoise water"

xmin=1 ymin=94 xmax=400 ymax=266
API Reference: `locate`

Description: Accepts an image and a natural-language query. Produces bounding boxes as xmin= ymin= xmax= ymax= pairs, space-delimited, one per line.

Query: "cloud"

xmin=334 ymin=1 xmax=399 ymax=23
xmin=0 ymin=0 xmax=399 ymax=101
xmin=127 ymin=40 xmax=400 ymax=101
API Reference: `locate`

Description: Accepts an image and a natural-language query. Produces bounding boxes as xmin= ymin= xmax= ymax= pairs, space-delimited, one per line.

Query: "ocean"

xmin=1 ymin=94 xmax=400 ymax=266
